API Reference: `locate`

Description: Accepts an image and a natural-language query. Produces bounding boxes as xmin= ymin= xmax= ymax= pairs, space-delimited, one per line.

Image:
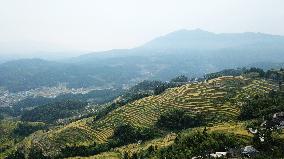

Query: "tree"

xmin=13 ymin=122 xmax=46 ymax=137
xmin=123 ymin=152 xmax=130 ymax=159
xmin=154 ymin=84 xmax=168 ymax=95
xmin=252 ymin=128 xmax=274 ymax=151
xmin=245 ymin=68 xmax=265 ymax=77
xmin=170 ymin=75 xmax=188 ymax=83
xmin=239 ymin=91 xmax=284 ymax=120
xmin=130 ymin=153 xmax=138 ymax=159
xmin=21 ymin=100 xmax=87 ymax=123
xmin=156 ymin=109 xmax=204 ymax=130
xmin=6 ymin=150 xmax=25 ymax=159
xmin=112 ymin=124 xmax=138 ymax=144
xmin=155 ymin=131 xmax=242 ymax=159
xmin=112 ymin=124 xmax=156 ymax=145
xmin=28 ymin=147 xmax=49 ymax=159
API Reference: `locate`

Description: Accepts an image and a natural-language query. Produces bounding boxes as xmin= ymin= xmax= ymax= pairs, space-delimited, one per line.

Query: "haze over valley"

xmin=1 ymin=0 xmax=284 ymax=159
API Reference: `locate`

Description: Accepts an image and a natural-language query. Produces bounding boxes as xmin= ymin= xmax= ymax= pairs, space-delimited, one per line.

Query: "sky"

xmin=0 ymin=0 xmax=284 ymax=57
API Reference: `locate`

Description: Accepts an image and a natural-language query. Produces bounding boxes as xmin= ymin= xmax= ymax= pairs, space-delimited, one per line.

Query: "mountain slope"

xmin=141 ymin=29 xmax=284 ymax=50
xmin=69 ymin=29 xmax=284 ymax=83
xmin=11 ymin=76 xmax=276 ymax=158
xmin=0 ymin=58 xmax=140 ymax=92
xmin=1 ymin=29 xmax=284 ymax=92
xmin=89 ymin=76 xmax=275 ymax=141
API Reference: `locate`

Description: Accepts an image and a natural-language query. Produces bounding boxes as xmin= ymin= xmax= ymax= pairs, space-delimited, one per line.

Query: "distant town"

xmin=0 ymin=84 xmax=95 ymax=107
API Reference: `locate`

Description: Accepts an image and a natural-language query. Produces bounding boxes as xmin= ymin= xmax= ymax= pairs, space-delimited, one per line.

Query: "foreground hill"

xmin=8 ymin=76 xmax=277 ymax=158
xmin=89 ymin=76 xmax=275 ymax=142
xmin=0 ymin=120 xmax=47 ymax=159
xmin=68 ymin=122 xmax=252 ymax=159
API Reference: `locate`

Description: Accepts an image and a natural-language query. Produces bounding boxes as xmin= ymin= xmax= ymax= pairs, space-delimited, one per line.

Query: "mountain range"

xmin=1 ymin=29 xmax=284 ymax=92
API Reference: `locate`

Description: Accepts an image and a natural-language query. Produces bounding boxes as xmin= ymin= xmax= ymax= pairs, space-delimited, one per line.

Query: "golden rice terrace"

xmin=19 ymin=76 xmax=277 ymax=157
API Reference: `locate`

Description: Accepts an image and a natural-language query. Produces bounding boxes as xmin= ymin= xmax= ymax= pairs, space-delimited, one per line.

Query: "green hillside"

xmin=0 ymin=120 xmax=47 ymax=159
xmin=0 ymin=120 xmax=19 ymax=159
xmin=66 ymin=122 xmax=257 ymax=159
xmin=89 ymin=76 xmax=274 ymax=141
xmin=7 ymin=76 xmax=277 ymax=158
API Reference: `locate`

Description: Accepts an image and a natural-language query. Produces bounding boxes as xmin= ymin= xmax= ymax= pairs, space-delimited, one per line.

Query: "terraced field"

xmin=14 ymin=76 xmax=277 ymax=157
xmin=17 ymin=118 xmax=98 ymax=157
xmin=89 ymin=76 xmax=276 ymax=142
xmin=233 ymin=79 xmax=277 ymax=101
xmin=68 ymin=152 xmax=122 ymax=159
xmin=68 ymin=122 xmax=251 ymax=159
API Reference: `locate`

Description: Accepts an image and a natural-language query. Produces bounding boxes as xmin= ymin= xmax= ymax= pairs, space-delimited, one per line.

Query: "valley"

xmin=1 ymin=68 xmax=284 ymax=158
xmin=0 ymin=30 xmax=284 ymax=159
xmin=1 ymin=1 xmax=284 ymax=158
xmin=0 ymin=84 xmax=96 ymax=108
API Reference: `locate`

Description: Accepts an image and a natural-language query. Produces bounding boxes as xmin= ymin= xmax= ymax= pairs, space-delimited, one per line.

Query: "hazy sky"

xmin=0 ymin=0 xmax=284 ymax=56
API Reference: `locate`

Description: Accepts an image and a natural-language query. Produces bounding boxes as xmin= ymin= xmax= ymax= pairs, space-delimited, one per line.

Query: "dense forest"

xmin=0 ymin=89 xmax=122 ymax=119
xmin=21 ymin=100 xmax=88 ymax=123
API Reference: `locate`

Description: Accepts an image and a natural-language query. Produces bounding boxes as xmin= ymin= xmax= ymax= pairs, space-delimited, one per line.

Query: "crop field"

xmin=69 ymin=122 xmax=252 ymax=159
xmin=14 ymin=76 xmax=276 ymax=157
xmin=89 ymin=76 xmax=275 ymax=142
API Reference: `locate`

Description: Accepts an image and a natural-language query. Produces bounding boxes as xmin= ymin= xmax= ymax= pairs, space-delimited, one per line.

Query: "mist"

xmin=0 ymin=0 xmax=284 ymax=59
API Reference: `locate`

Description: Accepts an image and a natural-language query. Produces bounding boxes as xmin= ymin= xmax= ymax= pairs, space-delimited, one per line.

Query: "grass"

xmin=67 ymin=152 xmax=121 ymax=159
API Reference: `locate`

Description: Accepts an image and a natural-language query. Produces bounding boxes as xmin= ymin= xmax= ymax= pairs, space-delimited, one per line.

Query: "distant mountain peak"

xmin=140 ymin=29 xmax=284 ymax=50
xmin=164 ymin=28 xmax=214 ymax=37
xmin=140 ymin=29 xmax=216 ymax=50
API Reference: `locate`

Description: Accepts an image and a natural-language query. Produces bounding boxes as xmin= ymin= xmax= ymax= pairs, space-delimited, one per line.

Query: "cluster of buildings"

xmin=0 ymin=84 xmax=94 ymax=107
xmin=207 ymin=146 xmax=259 ymax=158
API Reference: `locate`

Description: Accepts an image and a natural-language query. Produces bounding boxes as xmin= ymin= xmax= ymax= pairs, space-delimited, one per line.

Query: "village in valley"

xmin=0 ymin=84 xmax=94 ymax=108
